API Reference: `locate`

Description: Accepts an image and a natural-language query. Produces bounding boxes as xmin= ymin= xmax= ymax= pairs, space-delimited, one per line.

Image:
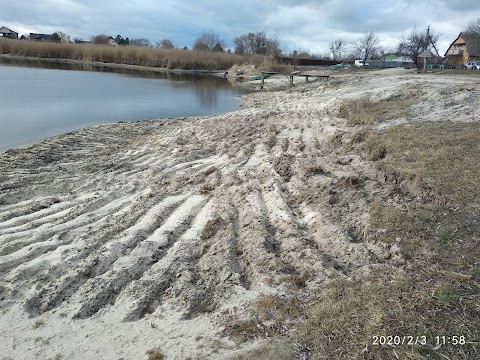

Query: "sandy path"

xmin=1 ymin=69 xmax=479 ymax=359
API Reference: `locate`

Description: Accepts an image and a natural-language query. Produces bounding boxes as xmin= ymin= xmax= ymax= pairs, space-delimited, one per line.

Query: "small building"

xmin=383 ymin=53 xmax=399 ymax=61
xmin=444 ymin=32 xmax=480 ymax=66
xmin=0 ymin=26 xmax=18 ymax=39
xmin=277 ymin=56 xmax=338 ymax=66
xmin=391 ymin=56 xmax=415 ymax=68
xmin=30 ymin=33 xmax=54 ymax=41
xmin=74 ymin=39 xmax=91 ymax=44
xmin=108 ymin=36 xmax=119 ymax=47
xmin=416 ymin=49 xmax=444 ymax=70
xmin=366 ymin=57 xmax=415 ymax=69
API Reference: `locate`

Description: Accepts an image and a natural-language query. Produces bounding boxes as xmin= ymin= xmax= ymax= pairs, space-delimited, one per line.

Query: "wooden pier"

xmin=259 ymin=71 xmax=330 ymax=89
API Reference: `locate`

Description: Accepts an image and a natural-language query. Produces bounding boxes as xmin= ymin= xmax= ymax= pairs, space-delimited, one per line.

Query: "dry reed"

xmin=0 ymin=38 xmax=291 ymax=72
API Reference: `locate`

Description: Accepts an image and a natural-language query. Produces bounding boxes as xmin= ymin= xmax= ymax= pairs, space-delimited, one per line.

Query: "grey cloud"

xmin=0 ymin=0 xmax=476 ymax=53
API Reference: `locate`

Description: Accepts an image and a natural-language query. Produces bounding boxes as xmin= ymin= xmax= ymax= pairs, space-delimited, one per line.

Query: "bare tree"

xmin=55 ymin=31 xmax=72 ymax=43
xmin=330 ymin=39 xmax=345 ymax=61
xmin=52 ymin=33 xmax=61 ymax=42
xmin=233 ymin=31 xmax=281 ymax=56
xmin=193 ymin=40 xmax=209 ymax=51
xmin=157 ymin=39 xmax=174 ymax=49
xmin=310 ymin=52 xmax=333 ymax=60
xmin=291 ymin=49 xmax=312 ymax=58
xmin=91 ymin=34 xmax=110 ymax=45
xmin=397 ymin=27 xmax=439 ymax=66
xmin=466 ymin=18 xmax=480 ymax=36
xmin=193 ymin=32 xmax=225 ymax=51
xmin=130 ymin=38 xmax=152 ymax=47
xmin=355 ymin=32 xmax=380 ymax=64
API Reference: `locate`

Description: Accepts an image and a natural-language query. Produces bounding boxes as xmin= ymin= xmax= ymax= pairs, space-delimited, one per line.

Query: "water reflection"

xmin=0 ymin=56 xmax=244 ymax=109
xmin=0 ymin=58 xmax=248 ymax=151
xmin=172 ymin=76 xmax=232 ymax=108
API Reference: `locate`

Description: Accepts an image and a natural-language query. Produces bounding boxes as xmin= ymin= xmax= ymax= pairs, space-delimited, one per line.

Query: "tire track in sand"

xmin=23 ymin=194 xmax=190 ymax=316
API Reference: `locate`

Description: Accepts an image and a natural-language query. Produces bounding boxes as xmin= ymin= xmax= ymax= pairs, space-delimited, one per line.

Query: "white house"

xmin=108 ymin=36 xmax=119 ymax=47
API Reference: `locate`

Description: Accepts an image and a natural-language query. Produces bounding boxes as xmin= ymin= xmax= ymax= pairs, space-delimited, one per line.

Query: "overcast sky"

xmin=1 ymin=1 xmax=479 ymax=55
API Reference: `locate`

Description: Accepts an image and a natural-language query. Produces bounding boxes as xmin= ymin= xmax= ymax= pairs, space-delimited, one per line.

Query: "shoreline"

xmin=0 ymin=53 xmax=229 ymax=76
xmin=1 ymin=69 xmax=479 ymax=359
xmin=0 ymin=55 xmax=254 ymax=153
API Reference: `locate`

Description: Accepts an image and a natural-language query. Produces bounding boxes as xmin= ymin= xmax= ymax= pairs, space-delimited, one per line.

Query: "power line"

xmin=436 ymin=30 xmax=460 ymax=36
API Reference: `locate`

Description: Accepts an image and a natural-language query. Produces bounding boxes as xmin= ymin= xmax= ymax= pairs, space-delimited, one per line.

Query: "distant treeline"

xmin=0 ymin=38 xmax=291 ymax=72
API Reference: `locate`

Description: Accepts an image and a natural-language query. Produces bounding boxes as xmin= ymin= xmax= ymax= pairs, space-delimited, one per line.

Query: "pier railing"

xmin=259 ymin=71 xmax=330 ymax=88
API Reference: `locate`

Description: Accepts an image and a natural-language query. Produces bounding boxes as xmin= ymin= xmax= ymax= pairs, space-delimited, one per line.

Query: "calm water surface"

xmin=0 ymin=58 xmax=247 ymax=151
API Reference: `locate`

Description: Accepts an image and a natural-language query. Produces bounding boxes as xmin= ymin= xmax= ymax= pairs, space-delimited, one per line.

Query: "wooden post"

xmin=289 ymin=75 xmax=293 ymax=86
xmin=418 ymin=50 xmax=432 ymax=74
xmin=261 ymin=72 xmax=265 ymax=89
xmin=305 ymin=75 xmax=309 ymax=83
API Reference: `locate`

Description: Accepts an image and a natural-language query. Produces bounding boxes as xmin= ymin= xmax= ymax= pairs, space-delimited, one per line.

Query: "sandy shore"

xmin=1 ymin=68 xmax=479 ymax=359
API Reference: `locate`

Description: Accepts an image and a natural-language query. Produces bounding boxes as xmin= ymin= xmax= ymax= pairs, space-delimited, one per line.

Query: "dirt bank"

xmin=1 ymin=69 xmax=479 ymax=359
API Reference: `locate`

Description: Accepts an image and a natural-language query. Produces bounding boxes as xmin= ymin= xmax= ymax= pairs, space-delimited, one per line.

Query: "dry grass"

xmin=225 ymin=295 xmax=303 ymax=344
xmin=0 ymin=38 xmax=290 ymax=72
xmin=230 ymin=258 xmax=479 ymax=359
xmin=228 ymin=340 xmax=294 ymax=360
xmin=146 ymin=348 xmax=165 ymax=360
xmin=434 ymin=69 xmax=480 ymax=77
xmin=32 ymin=319 xmax=45 ymax=329
xmin=364 ymin=122 xmax=480 ymax=209
xmin=296 ymin=270 xmax=479 ymax=360
xmin=229 ymin=119 xmax=480 ymax=359
xmin=228 ymin=269 xmax=479 ymax=359
xmin=338 ymin=98 xmax=412 ymax=126
xmin=297 ymin=120 xmax=480 ymax=359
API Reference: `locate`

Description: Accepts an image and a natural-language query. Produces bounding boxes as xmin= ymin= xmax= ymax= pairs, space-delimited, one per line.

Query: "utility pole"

xmin=427 ymin=24 xmax=441 ymax=59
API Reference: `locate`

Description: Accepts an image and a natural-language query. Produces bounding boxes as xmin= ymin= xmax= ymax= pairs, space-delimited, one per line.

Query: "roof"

xmin=384 ymin=54 xmax=398 ymax=61
xmin=0 ymin=26 xmax=18 ymax=34
xmin=418 ymin=50 xmax=434 ymax=58
xmin=391 ymin=56 xmax=414 ymax=63
xmin=461 ymin=32 xmax=480 ymax=57
xmin=444 ymin=32 xmax=480 ymax=57
xmin=30 ymin=33 xmax=53 ymax=40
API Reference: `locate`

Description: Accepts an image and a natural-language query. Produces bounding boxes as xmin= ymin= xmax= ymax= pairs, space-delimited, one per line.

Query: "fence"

xmin=367 ymin=60 xmax=415 ymax=68
xmin=277 ymin=57 xmax=339 ymax=66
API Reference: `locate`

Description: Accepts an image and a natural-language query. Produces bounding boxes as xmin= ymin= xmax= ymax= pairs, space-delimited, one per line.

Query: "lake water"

xmin=0 ymin=58 xmax=247 ymax=151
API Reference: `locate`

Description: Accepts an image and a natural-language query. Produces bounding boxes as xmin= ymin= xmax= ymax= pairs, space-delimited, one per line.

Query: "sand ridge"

xmin=1 ymin=69 xmax=479 ymax=359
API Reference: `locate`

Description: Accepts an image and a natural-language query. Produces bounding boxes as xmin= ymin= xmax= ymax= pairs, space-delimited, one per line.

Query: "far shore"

xmin=0 ymin=53 xmax=228 ymax=76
